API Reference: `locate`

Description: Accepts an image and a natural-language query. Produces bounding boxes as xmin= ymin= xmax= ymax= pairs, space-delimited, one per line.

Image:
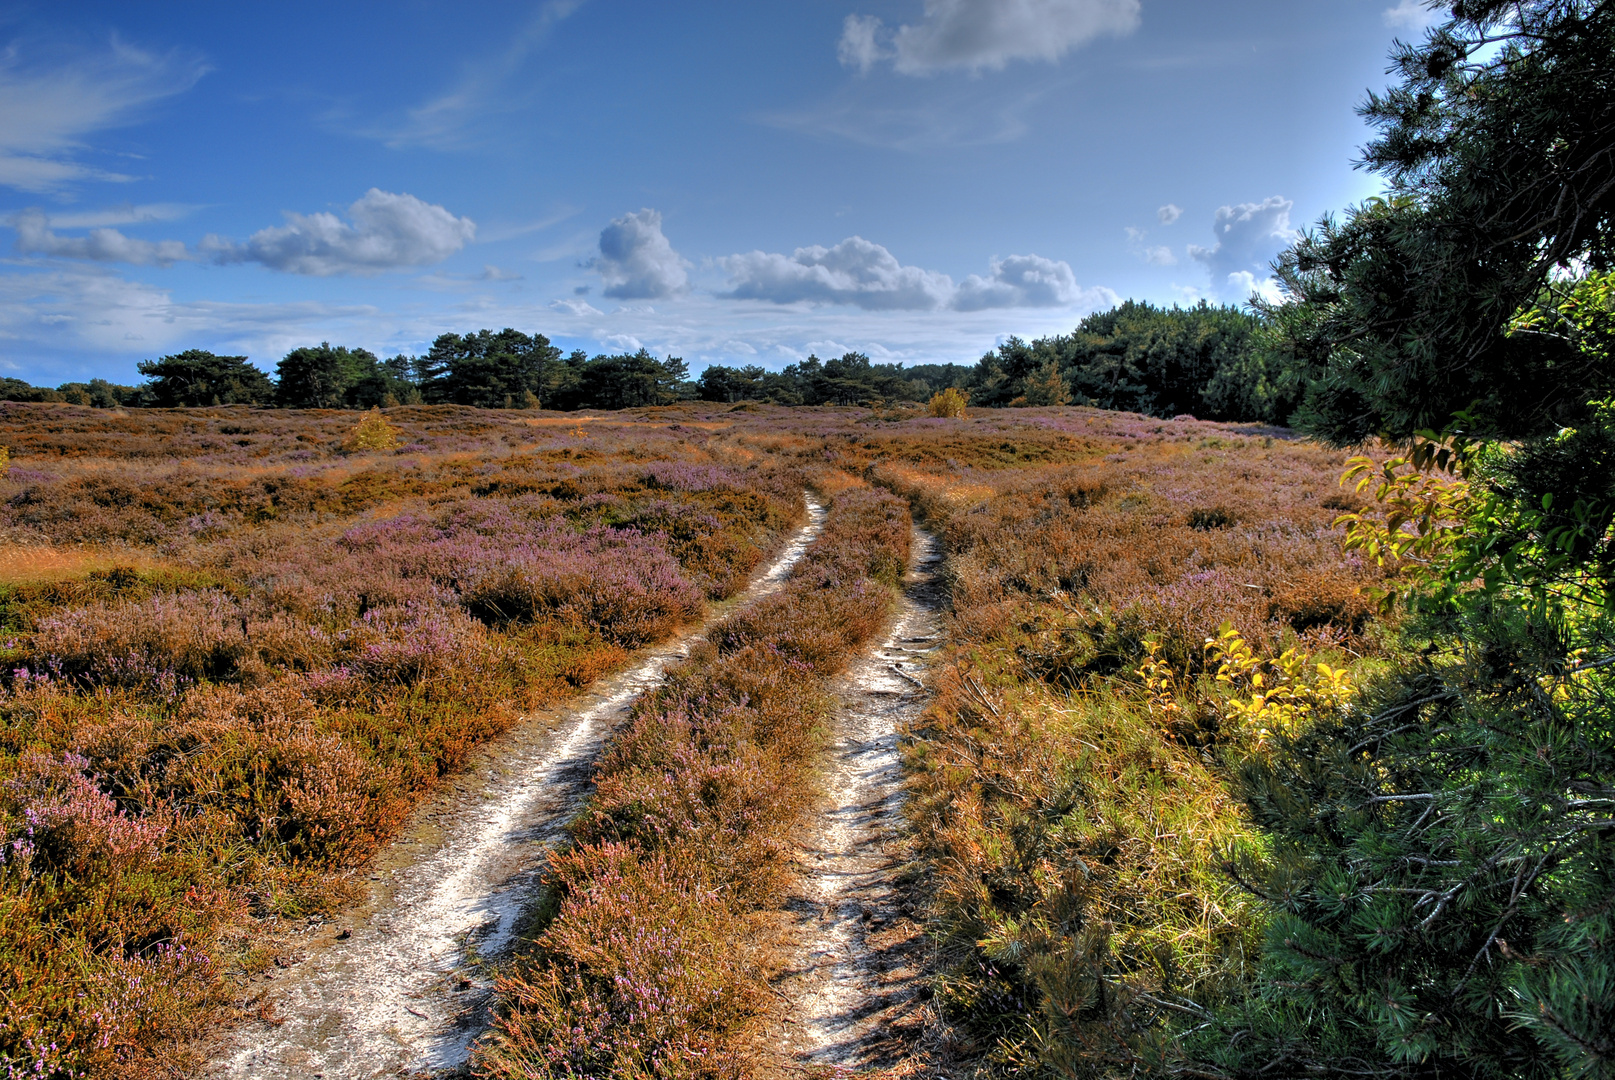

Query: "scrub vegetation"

xmin=0 ymin=403 xmax=801 ymax=1078
xmin=3 ymin=3 xmax=1613 ymax=1076
xmin=0 ymin=399 xmax=1382 ymax=1079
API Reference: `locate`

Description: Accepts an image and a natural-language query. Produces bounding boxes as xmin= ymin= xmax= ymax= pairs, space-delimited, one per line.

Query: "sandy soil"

xmin=210 ymin=495 xmax=826 ymax=1080
xmin=773 ymin=523 xmax=943 ymax=1070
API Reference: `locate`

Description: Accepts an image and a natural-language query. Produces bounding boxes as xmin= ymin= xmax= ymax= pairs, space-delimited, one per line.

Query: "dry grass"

xmin=0 ymin=401 xmax=1384 ymax=1078
xmin=0 ymin=545 xmax=167 ymax=584
xmin=0 ymin=403 xmax=803 ymax=1078
xmin=474 ymin=482 xmax=912 ymax=1079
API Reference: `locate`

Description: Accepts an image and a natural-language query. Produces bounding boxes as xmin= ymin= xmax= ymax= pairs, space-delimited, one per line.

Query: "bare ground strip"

xmin=212 ymin=495 xmax=827 ymax=1080
xmin=775 ymin=524 xmax=944 ymax=1070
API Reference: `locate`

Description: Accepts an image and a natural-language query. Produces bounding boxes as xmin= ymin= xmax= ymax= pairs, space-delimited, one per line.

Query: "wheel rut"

xmin=776 ymin=523 xmax=943 ymax=1069
xmin=212 ymin=495 xmax=827 ymax=1080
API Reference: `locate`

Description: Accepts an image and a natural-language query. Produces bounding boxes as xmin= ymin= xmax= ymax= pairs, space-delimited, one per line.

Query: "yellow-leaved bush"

xmin=1205 ymin=622 xmax=1355 ymax=750
xmin=344 ymin=406 xmax=402 ymax=452
xmin=1332 ymin=451 xmax=1470 ymax=607
xmin=1137 ymin=622 xmax=1356 ymax=753
xmin=927 ymin=386 xmax=968 ymax=417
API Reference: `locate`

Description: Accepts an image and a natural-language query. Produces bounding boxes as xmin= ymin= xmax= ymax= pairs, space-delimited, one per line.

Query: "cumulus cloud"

xmin=206 ymin=189 xmax=476 ymax=276
xmin=839 ymin=0 xmax=1141 ymax=75
xmin=1383 ymin=0 xmax=1443 ymax=30
xmin=1188 ymin=196 xmax=1296 ymax=283
xmin=719 ymin=236 xmax=1104 ymax=311
xmin=9 ymin=208 xmax=192 ymax=266
xmin=0 ymin=38 xmax=207 ymax=192
xmin=1157 ymin=203 xmax=1182 ymax=225
xmin=1125 ymin=225 xmax=1176 ymax=266
xmin=720 ymin=236 xmax=953 ymax=310
xmin=1224 ymin=270 xmax=1284 ymax=304
xmin=589 ymin=209 xmax=689 ymax=300
xmin=601 ymin=333 xmax=644 ymax=353
xmin=955 ymin=254 xmax=1097 ymax=310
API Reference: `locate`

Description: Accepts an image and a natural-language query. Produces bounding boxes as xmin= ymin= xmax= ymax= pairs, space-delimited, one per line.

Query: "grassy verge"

xmin=867 ymin=420 xmax=1391 ymax=1076
xmin=0 ymin=406 xmax=800 ymax=1078
xmin=473 ymin=477 xmax=912 ymax=1079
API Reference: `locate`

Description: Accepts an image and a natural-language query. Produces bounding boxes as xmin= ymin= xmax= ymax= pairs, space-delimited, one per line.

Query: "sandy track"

xmin=778 ymin=523 xmax=943 ymax=1068
xmin=213 ymin=495 xmax=826 ymax=1080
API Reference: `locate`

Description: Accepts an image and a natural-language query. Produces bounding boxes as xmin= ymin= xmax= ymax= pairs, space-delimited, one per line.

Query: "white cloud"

xmin=1188 ymin=195 xmax=1296 ymax=284
xmin=549 ymin=297 xmax=601 ymax=316
xmin=9 ymin=208 xmax=192 ymax=266
xmin=720 ymin=236 xmax=953 ymax=311
xmin=479 ymin=264 xmax=521 ymax=281
xmin=0 ymin=265 xmax=375 ymax=358
xmin=44 ymin=203 xmax=199 ymax=229
xmin=205 ymin=189 xmax=476 ymax=276
xmin=600 ymin=333 xmax=644 ymax=353
xmin=841 ymin=0 xmax=1141 ymax=75
xmin=956 ymin=253 xmax=1106 ymax=310
xmin=720 ymin=236 xmax=1104 ymax=312
xmin=0 ymin=38 xmax=207 ymax=192
xmin=590 ymin=209 xmax=689 ymax=300
xmin=1225 ymin=270 xmax=1283 ymax=304
xmin=1383 ymin=0 xmax=1443 ymax=31
xmin=1157 ymin=203 xmax=1182 ymax=225
xmin=838 ymin=14 xmax=889 ymax=72
xmin=1125 ymin=225 xmax=1177 ymax=266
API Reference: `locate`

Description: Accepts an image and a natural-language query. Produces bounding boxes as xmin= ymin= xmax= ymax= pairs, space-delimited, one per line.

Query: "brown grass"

xmin=474 ymin=482 xmax=913 ymax=1079
xmin=0 ymin=545 xmax=167 ymax=584
xmin=0 ymin=401 xmax=1384 ymax=1077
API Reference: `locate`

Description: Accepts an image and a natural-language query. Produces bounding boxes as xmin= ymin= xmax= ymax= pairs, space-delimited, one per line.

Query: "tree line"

xmin=0 ymin=333 xmax=695 ymax=412
xmin=1 ymin=300 xmax=1295 ymax=422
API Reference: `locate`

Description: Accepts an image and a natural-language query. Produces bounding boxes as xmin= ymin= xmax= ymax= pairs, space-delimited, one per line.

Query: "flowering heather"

xmin=0 ymin=402 xmax=802 ymax=1077
xmin=476 ymin=482 xmax=913 ymax=1078
xmin=0 ymin=400 xmax=1388 ymax=1076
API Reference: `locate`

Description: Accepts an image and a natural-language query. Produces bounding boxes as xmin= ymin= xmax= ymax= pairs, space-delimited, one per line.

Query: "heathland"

xmin=0 ymin=398 xmax=1387 ymax=1078
xmin=6 ymin=3 xmax=1615 ymax=1076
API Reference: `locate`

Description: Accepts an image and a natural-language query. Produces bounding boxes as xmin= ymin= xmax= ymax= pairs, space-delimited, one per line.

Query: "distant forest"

xmin=1 ymin=299 xmax=1294 ymax=424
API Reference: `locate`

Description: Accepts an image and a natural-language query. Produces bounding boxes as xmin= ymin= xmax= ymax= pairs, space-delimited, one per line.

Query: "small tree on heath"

xmin=345 ymin=407 xmax=401 ymax=452
xmin=927 ymin=387 xmax=968 ymax=417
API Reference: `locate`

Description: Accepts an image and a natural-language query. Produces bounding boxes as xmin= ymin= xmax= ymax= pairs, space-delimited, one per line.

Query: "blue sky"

xmin=0 ymin=0 xmax=1442 ymax=384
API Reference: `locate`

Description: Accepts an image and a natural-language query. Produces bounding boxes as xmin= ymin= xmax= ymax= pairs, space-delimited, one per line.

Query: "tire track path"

xmin=779 ymin=523 xmax=943 ymax=1068
xmin=214 ymin=495 xmax=827 ymax=1080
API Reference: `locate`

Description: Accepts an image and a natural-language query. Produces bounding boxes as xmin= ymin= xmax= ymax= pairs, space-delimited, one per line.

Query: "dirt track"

xmin=775 ymin=523 xmax=943 ymax=1069
xmin=212 ymin=496 xmax=826 ymax=1080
